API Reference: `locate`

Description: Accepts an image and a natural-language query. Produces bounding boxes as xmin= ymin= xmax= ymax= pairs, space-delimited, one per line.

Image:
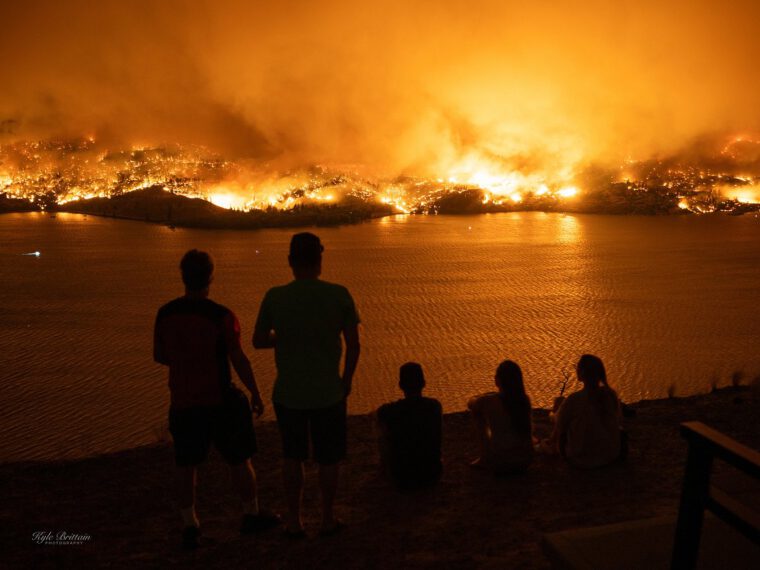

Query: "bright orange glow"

xmin=720 ymin=185 xmax=760 ymax=204
xmin=208 ymin=191 xmax=247 ymax=210
xmin=557 ymin=187 xmax=579 ymax=198
xmin=3 ymin=134 xmax=758 ymax=218
xmin=438 ymin=153 xmax=583 ymax=204
xmin=1 ymin=0 xmax=759 ymax=206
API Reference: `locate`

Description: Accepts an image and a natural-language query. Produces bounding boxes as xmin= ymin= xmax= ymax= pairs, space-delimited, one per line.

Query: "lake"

xmin=1 ymin=211 xmax=759 ymax=461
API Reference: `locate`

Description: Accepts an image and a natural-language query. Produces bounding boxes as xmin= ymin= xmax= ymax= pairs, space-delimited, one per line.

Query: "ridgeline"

xmin=54 ymin=186 xmax=393 ymax=229
xmin=2 ymin=183 xmax=759 ymax=229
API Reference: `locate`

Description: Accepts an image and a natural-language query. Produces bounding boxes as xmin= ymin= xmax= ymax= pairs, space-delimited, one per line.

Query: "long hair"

xmin=496 ymin=360 xmax=532 ymax=436
xmin=576 ymin=354 xmax=617 ymax=416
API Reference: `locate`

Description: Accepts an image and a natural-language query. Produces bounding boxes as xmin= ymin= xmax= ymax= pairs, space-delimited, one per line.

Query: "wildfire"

xmin=207 ymin=190 xmax=247 ymax=210
xmin=438 ymin=153 xmax=583 ymax=206
xmin=720 ymin=185 xmax=760 ymax=204
xmin=379 ymin=184 xmax=412 ymax=213
xmin=721 ymin=135 xmax=760 ymax=159
xmin=557 ymin=187 xmax=578 ymax=198
xmin=1 ymin=133 xmax=759 ymax=217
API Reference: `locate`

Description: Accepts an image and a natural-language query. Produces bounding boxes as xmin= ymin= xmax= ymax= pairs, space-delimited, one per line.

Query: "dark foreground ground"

xmin=2 ymin=388 xmax=759 ymax=569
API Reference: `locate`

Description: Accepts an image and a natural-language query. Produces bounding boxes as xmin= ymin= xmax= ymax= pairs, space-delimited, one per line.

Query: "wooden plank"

xmin=680 ymin=422 xmax=760 ymax=479
xmin=543 ymin=515 xmax=760 ymax=570
xmin=707 ymin=486 xmax=760 ymax=545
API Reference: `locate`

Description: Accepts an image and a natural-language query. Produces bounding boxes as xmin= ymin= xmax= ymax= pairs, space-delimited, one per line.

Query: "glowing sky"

xmin=2 ymin=0 xmax=759 ymax=176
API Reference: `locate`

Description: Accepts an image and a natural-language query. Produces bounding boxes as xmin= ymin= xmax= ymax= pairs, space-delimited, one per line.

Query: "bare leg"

xmin=470 ymin=412 xmax=489 ymax=466
xmin=230 ymin=459 xmax=258 ymax=512
xmin=376 ymin=421 xmax=391 ymax=479
xmin=177 ymin=466 xmax=196 ymax=509
xmin=177 ymin=466 xmax=199 ymax=528
xmin=282 ymin=458 xmax=304 ymax=532
xmin=319 ymin=463 xmax=339 ymax=530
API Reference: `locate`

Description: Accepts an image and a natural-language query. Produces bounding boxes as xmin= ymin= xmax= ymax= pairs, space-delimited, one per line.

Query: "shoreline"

xmin=5 ymin=387 xmax=759 ymax=568
xmin=0 ymin=388 xmax=749 ymax=468
xmin=3 ymin=184 xmax=760 ymax=232
xmin=2 ymin=204 xmax=758 ymax=235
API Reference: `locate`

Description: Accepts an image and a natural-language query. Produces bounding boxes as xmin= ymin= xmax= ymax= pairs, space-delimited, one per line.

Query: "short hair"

xmin=289 ymin=232 xmax=323 ymax=267
xmin=180 ymin=249 xmax=214 ymax=291
xmin=577 ymin=354 xmax=608 ymax=387
xmin=399 ymin=362 xmax=425 ymax=394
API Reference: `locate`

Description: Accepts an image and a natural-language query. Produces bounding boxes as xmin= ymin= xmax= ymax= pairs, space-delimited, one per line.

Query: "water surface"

xmin=2 ymin=211 xmax=759 ymax=461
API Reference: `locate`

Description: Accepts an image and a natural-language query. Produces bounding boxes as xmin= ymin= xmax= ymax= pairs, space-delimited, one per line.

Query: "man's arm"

xmin=252 ymin=327 xmax=276 ymax=349
xmin=252 ymin=294 xmax=276 ymax=349
xmin=229 ymin=345 xmax=265 ymax=417
xmin=224 ymin=311 xmax=264 ymax=416
xmin=433 ymin=401 xmax=443 ymax=447
xmin=341 ymin=323 xmax=360 ymax=397
xmin=153 ymin=315 xmax=168 ymax=365
xmin=467 ymin=396 xmax=481 ymax=415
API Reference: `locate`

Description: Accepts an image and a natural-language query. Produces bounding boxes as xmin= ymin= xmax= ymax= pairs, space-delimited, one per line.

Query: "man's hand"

xmin=252 ymin=328 xmax=276 ymax=349
xmin=250 ymin=394 xmax=265 ymax=418
xmin=229 ymin=345 xmax=265 ymax=417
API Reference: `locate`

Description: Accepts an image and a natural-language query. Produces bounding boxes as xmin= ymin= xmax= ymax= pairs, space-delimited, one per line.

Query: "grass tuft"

xmin=731 ymin=370 xmax=745 ymax=389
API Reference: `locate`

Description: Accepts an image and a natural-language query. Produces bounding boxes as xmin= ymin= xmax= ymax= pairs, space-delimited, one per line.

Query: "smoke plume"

xmin=2 ymin=0 xmax=759 ymax=175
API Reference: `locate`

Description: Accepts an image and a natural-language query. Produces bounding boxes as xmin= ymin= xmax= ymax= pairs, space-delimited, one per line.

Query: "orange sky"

xmin=1 ymin=0 xmax=759 ymax=175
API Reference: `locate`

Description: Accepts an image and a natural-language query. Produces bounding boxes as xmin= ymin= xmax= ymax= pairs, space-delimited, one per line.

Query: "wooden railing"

xmin=671 ymin=421 xmax=760 ymax=569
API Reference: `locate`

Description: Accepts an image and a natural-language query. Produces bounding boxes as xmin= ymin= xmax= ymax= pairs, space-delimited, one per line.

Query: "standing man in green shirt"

xmin=253 ymin=232 xmax=360 ymax=536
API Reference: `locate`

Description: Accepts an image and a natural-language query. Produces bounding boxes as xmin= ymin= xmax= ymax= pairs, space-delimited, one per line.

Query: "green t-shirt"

xmin=255 ymin=279 xmax=360 ymax=409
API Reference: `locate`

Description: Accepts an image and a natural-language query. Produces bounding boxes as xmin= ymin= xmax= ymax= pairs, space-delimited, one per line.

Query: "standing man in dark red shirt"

xmin=154 ymin=249 xmax=278 ymax=550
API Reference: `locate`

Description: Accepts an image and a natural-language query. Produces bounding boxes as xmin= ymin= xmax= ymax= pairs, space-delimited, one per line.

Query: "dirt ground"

xmin=3 ymin=388 xmax=759 ymax=569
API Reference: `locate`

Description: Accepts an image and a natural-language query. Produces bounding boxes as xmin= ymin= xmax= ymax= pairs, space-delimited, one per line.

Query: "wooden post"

xmin=671 ymin=439 xmax=713 ymax=569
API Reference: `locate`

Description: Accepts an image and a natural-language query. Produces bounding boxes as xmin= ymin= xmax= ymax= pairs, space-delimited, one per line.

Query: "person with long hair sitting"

xmin=467 ymin=360 xmax=534 ymax=475
xmin=550 ymin=354 xmax=624 ymax=469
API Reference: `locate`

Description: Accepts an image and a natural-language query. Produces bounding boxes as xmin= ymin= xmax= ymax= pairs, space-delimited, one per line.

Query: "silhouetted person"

xmin=253 ymin=233 xmax=360 ymax=537
xmin=376 ymin=363 xmax=443 ymax=491
xmin=154 ymin=249 xmax=279 ymax=550
xmin=549 ymin=354 xmax=623 ymax=469
xmin=468 ymin=360 xmax=534 ymax=475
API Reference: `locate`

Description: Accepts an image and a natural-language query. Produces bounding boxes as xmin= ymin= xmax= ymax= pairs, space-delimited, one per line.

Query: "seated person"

xmin=376 ymin=363 xmax=443 ymax=491
xmin=468 ymin=360 xmax=534 ymax=475
xmin=549 ymin=354 xmax=623 ymax=469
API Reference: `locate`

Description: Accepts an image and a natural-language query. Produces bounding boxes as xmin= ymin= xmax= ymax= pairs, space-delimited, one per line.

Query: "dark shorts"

xmin=169 ymin=389 xmax=257 ymax=467
xmin=274 ymin=400 xmax=347 ymax=465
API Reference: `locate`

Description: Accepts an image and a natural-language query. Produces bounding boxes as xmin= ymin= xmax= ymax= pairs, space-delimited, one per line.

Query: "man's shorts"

xmin=274 ymin=399 xmax=346 ymax=465
xmin=169 ymin=390 xmax=257 ymax=467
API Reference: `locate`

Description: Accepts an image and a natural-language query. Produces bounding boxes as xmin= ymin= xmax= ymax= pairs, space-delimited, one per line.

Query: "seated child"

xmin=468 ymin=360 xmax=534 ymax=475
xmin=376 ymin=363 xmax=443 ymax=491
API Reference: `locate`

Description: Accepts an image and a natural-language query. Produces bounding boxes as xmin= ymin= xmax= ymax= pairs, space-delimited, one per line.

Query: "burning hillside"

xmin=2 ymin=1 xmax=760 ymax=224
xmin=1 ymin=133 xmax=759 ymax=226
